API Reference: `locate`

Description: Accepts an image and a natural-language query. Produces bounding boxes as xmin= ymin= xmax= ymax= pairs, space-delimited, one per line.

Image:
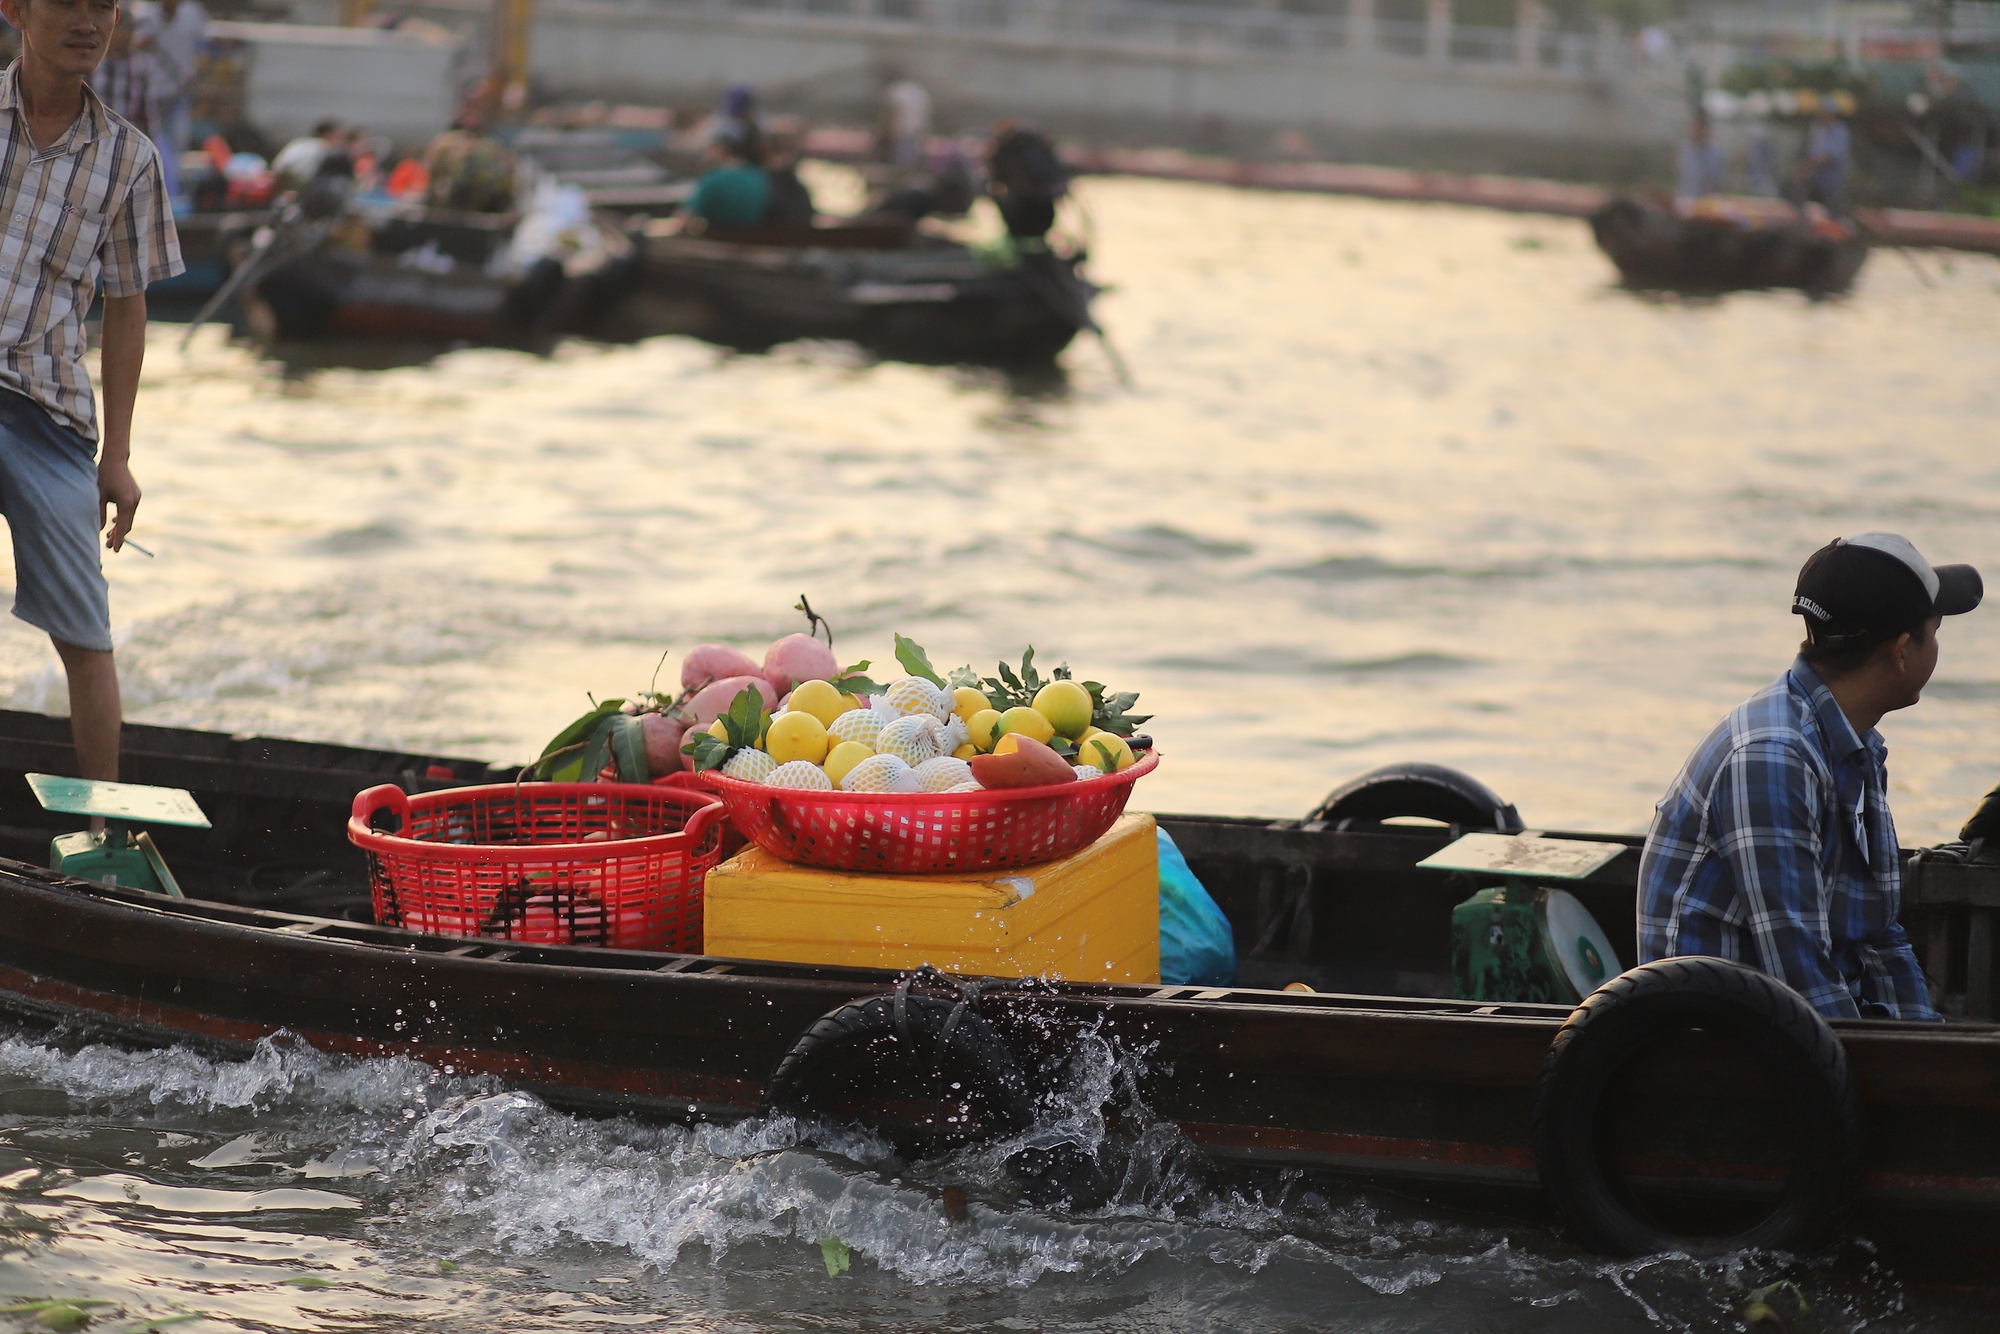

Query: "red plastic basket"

xmin=673 ymin=752 xmax=1159 ymax=874
xmin=349 ymin=781 xmax=726 ymax=952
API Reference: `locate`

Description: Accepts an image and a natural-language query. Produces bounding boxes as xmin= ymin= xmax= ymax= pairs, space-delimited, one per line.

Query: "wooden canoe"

xmin=0 ymin=710 xmax=1995 ymax=1269
xmin=1589 ymin=195 xmax=1870 ymax=297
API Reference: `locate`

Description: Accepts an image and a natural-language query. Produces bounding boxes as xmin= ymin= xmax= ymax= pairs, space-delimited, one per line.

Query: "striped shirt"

xmin=1638 ymin=657 xmax=1936 ymax=1020
xmin=0 ymin=61 xmax=182 ymax=442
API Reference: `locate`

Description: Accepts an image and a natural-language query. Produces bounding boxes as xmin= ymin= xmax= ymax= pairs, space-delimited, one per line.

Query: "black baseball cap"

xmin=1793 ymin=533 xmax=1982 ymax=647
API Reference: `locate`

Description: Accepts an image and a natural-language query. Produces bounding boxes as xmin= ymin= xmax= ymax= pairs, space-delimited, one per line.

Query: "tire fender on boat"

xmin=763 ymin=988 xmax=1111 ymax=1207
xmin=1308 ymin=762 xmax=1523 ymax=831
xmin=1532 ymin=955 xmax=1865 ymax=1257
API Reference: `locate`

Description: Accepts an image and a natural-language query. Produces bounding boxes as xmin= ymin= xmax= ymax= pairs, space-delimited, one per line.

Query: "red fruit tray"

xmin=349 ymin=781 xmax=725 ymax=952
xmin=665 ymin=752 xmax=1159 ymax=874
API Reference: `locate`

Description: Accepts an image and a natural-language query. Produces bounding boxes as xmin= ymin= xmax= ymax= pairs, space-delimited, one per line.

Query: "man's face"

xmin=1894 ymin=618 xmax=1945 ymax=709
xmin=1 ymin=0 xmax=121 ymax=80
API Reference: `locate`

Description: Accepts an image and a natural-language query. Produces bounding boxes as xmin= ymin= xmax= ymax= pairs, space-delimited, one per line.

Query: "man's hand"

xmin=98 ymin=455 xmax=141 ymax=552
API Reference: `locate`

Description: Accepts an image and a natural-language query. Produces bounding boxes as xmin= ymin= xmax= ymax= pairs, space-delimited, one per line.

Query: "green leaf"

xmin=281 ymin=1276 xmax=333 ymax=1290
xmin=818 ymin=1236 xmax=851 ymax=1277
xmin=534 ymin=700 xmax=627 ymax=780
xmin=686 ymin=733 xmax=733 ymax=772
xmin=945 ymin=664 xmax=982 ymax=690
xmin=723 ymin=686 xmax=770 ymax=748
xmin=1019 ymin=647 xmax=1041 ymax=694
xmin=1052 ymin=663 xmax=1072 ymax=681
xmin=893 ymin=634 xmax=945 ymax=687
xmin=607 ymin=712 xmax=649 ymax=784
xmin=835 ymin=663 xmax=885 ymax=696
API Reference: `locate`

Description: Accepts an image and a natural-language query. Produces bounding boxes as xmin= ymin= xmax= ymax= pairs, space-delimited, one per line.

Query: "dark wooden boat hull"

xmin=0 ymin=712 xmax=1996 ymax=1268
xmin=1589 ymin=196 xmax=1869 ymax=296
xmin=629 ymin=235 xmax=1089 ymax=366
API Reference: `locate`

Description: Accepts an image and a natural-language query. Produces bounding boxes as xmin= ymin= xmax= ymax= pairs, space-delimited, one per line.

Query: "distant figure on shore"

xmin=1792 ymin=106 xmax=1851 ymax=215
xmin=684 ymin=122 xmax=770 ymax=230
xmin=881 ymin=78 xmax=930 ymax=168
xmin=91 ymin=20 xmax=159 ymax=137
xmin=987 ymin=122 xmax=1067 ymax=241
xmin=1674 ymin=112 xmax=1725 ymax=203
xmin=132 ymin=0 xmax=205 ymax=198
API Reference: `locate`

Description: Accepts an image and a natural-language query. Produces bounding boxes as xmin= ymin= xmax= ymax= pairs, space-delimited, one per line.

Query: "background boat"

xmin=1589 ymin=195 xmax=1870 ymax=296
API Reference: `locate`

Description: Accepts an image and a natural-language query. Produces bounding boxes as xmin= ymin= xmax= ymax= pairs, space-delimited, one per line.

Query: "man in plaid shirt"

xmin=0 ymin=0 xmax=182 ymax=780
xmin=1639 ymin=534 xmax=1983 ymax=1019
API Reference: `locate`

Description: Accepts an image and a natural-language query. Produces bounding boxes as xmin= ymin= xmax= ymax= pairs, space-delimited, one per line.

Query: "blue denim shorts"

xmin=0 ymin=389 xmax=111 ymax=652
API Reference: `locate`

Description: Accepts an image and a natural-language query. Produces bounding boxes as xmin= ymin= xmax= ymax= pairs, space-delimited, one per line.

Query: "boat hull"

xmin=629 ymin=235 xmax=1088 ymax=366
xmin=1590 ymin=196 xmax=1869 ymax=296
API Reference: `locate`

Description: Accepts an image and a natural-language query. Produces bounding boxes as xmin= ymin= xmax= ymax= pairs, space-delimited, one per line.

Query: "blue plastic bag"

xmin=1158 ymin=826 xmax=1235 ymax=986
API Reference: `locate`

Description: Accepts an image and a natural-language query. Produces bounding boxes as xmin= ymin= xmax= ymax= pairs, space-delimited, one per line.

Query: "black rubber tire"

xmin=1533 ymin=956 xmax=1865 ymax=1257
xmin=764 ymin=993 xmax=1035 ymax=1144
xmin=764 ymin=993 xmax=1113 ymax=1207
xmin=1309 ymin=762 xmax=1523 ymax=831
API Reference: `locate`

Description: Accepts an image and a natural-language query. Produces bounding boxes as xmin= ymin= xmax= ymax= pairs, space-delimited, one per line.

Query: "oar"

xmin=1016 ymin=249 xmax=1132 ymax=387
xmin=1847 ymin=213 xmax=1937 ymax=289
xmin=178 ymin=202 xmax=337 ymax=351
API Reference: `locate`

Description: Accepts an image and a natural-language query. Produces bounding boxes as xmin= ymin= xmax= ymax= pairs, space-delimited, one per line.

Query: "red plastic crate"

xmin=668 ymin=752 xmax=1158 ymax=874
xmin=349 ymin=781 xmax=725 ymax=952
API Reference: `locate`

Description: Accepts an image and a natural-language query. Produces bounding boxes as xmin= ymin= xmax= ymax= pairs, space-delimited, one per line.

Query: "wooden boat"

xmin=627 ymin=222 xmax=1096 ymax=367
xmin=1589 ymin=195 xmax=1870 ymax=297
xmin=0 ymin=709 xmax=1996 ymax=1269
xmin=250 ymin=207 xmax=631 ymax=349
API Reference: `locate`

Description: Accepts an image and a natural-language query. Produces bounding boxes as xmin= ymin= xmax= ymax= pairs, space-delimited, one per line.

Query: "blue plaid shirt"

xmin=1638 ymin=657 xmax=1936 ymax=1020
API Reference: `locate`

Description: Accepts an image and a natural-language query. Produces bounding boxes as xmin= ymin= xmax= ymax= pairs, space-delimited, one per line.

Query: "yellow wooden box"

xmin=702 ymin=813 xmax=1160 ymax=983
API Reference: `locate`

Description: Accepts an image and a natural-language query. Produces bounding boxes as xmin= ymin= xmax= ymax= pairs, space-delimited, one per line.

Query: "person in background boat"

xmin=986 ymin=120 xmax=1067 ymax=242
xmin=1674 ymin=112 xmax=1724 ymax=204
xmin=760 ymin=116 xmax=814 ymax=227
xmin=880 ymin=76 xmax=930 ymax=169
xmin=682 ymin=121 xmax=770 ymax=232
xmin=706 ymin=82 xmax=762 ymax=163
xmin=1791 ymin=106 xmax=1851 ymax=215
xmin=422 ymin=108 xmax=516 ymax=214
xmin=0 ymin=0 xmax=185 ymax=783
xmin=1638 ymin=534 xmax=1984 ymax=1021
xmin=270 ymin=118 xmax=341 ymax=192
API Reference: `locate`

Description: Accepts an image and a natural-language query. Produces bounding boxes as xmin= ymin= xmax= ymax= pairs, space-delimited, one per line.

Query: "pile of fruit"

xmin=536 ymin=603 xmax=1150 ymax=795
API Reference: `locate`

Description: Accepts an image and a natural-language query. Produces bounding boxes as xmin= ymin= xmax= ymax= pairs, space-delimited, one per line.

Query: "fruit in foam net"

xmin=996 ymin=705 xmax=1055 ymax=746
xmin=827 ymin=709 xmax=882 ymax=749
xmin=873 ymin=714 xmax=940 ymax=766
xmin=639 ymin=712 xmax=687 ymax=775
xmin=788 ymin=679 xmax=851 ymax=728
xmin=970 ymin=734 xmax=1076 ymax=789
xmin=1072 ymin=762 xmax=1104 ymax=780
xmin=946 ymin=780 xmax=984 ymax=793
xmin=840 ymin=753 xmax=911 ymax=792
xmin=951 ymin=686 xmax=991 ymax=722
xmin=767 ymin=759 xmax=834 ymax=790
xmin=884 ymin=677 xmax=948 ymax=721
xmin=914 ymin=755 xmax=974 ymax=792
xmin=722 ymin=748 xmax=777 ymax=783
xmin=1031 ymin=680 xmax=1094 ymax=739
xmin=681 ymin=644 xmax=762 ymax=693
xmin=1080 ymin=732 xmax=1136 ymax=773
xmin=685 ymin=675 xmax=778 ymax=729
xmin=966 ymin=709 xmax=1003 ymax=752
xmin=766 ymin=711 xmax=829 ymax=765
xmin=824 ymin=740 xmax=874 ymax=786
xmin=762 ymin=634 xmax=840 ymax=695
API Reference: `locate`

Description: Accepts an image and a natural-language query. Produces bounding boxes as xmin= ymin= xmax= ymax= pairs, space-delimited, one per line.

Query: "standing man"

xmin=0 ymin=0 xmax=184 ymax=781
xmin=1639 ymin=535 xmax=1982 ymax=1020
xmin=1793 ymin=104 xmax=1852 ymax=215
xmin=131 ymin=0 xmax=203 ymax=199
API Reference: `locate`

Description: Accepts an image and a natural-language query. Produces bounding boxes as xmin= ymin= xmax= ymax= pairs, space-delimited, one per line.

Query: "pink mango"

xmin=762 ymin=634 xmax=839 ymax=695
xmin=681 ymin=643 xmax=764 ymax=694
xmin=639 ymin=711 xmax=687 ymax=775
xmin=684 ymin=674 xmax=778 ymax=729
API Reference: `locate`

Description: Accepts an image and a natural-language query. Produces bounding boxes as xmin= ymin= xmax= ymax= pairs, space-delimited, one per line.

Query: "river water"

xmin=0 ymin=174 xmax=1997 ymax=1330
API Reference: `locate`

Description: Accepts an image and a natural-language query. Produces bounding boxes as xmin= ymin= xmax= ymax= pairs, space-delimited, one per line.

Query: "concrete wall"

xmin=299 ymin=0 xmax=1681 ymax=177
xmin=211 ymin=20 xmax=463 ymax=150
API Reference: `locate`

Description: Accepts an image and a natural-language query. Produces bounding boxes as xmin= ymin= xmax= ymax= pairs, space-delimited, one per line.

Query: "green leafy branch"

xmin=682 ymin=687 xmax=771 ymax=772
xmin=1083 ymin=681 xmax=1151 ymax=737
xmin=833 ymin=660 xmax=885 ymax=697
xmin=532 ymin=700 xmax=650 ymax=783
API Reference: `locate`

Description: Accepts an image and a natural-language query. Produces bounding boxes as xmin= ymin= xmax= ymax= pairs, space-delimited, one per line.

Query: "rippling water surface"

xmin=1 ymin=174 xmax=1997 ymax=1329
